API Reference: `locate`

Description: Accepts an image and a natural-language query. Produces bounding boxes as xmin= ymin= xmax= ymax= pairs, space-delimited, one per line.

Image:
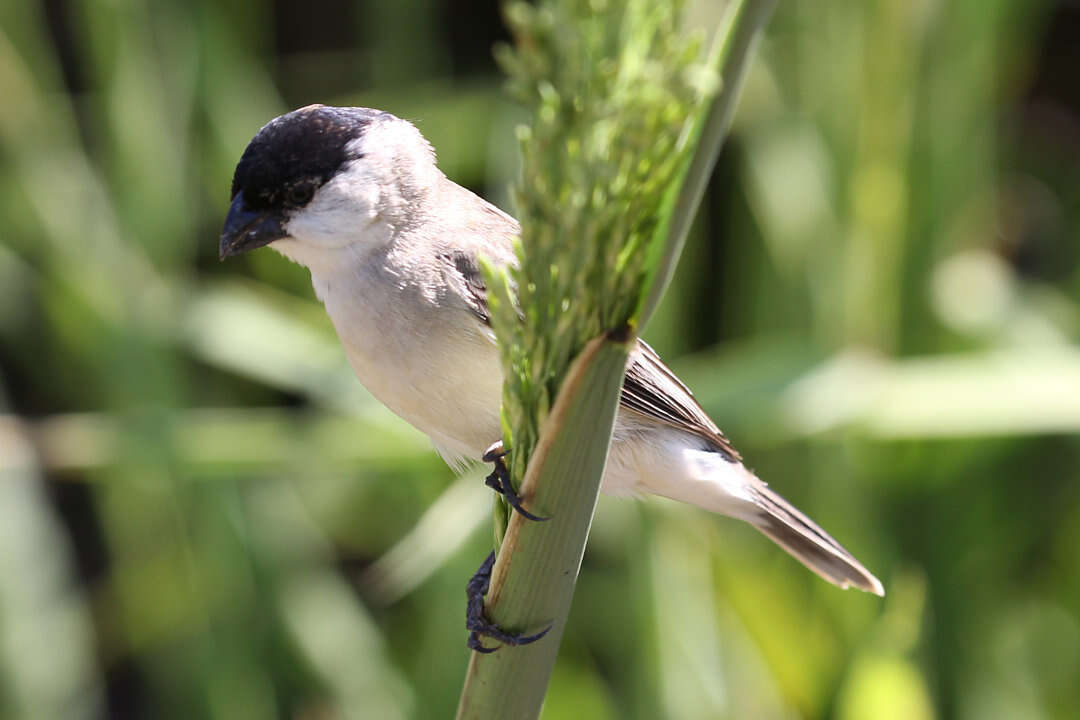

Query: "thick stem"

xmin=456 ymin=335 xmax=629 ymax=720
xmin=457 ymin=2 xmax=777 ymax=717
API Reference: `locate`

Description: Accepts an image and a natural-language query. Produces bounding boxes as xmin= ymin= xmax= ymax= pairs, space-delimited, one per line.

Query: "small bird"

xmin=220 ymin=105 xmax=884 ymax=598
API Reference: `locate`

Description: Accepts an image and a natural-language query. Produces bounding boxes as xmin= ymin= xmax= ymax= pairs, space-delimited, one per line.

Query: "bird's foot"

xmin=482 ymin=441 xmax=549 ymax=522
xmin=466 ymin=551 xmax=553 ymax=653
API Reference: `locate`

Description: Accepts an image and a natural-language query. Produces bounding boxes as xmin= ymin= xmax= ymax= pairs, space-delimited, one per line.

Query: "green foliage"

xmin=488 ymin=0 xmax=714 ymax=484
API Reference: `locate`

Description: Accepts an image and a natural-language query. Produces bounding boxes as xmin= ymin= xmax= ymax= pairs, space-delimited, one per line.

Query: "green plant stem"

xmin=456 ymin=334 xmax=630 ymax=720
xmin=457 ymin=2 xmax=776 ymax=717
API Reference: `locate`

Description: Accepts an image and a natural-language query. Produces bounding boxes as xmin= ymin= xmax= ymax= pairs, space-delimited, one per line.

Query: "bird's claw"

xmin=482 ymin=441 xmax=549 ymax=522
xmin=466 ymin=551 xmax=553 ymax=653
xmin=481 ymin=441 xmax=508 ymax=465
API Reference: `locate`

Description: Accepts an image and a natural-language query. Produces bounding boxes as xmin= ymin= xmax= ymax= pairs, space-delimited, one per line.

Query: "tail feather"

xmin=750 ymin=483 xmax=884 ymax=596
xmin=636 ymin=443 xmax=884 ymax=595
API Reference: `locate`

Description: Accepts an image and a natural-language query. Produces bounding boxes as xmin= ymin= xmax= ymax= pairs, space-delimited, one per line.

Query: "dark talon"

xmin=482 ymin=441 xmax=550 ymax=522
xmin=465 ymin=551 xmax=553 ymax=653
xmin=481 ymin=442 xmax=508 ymax=464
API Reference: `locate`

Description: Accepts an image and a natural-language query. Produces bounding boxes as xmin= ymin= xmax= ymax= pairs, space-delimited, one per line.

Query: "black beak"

xmin=219 ymin=193 xmax=287 ymax=260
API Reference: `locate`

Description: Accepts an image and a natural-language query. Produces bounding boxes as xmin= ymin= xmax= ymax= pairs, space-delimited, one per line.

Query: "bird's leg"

xmin=482 ymin=441 xmax=549 ymax=522
xmin=466 ymin=551 xmax=553 ymax=653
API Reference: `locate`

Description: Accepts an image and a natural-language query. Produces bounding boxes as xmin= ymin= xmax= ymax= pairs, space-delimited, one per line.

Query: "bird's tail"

xmin=748 ymin=481 xmax=884 ymax=595
xmin=649 ymin=447 xmax=884 ymax=595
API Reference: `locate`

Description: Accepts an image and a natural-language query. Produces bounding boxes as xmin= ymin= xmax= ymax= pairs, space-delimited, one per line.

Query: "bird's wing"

xmin=434 ymin=187 xmax=520 ymax=326
xmin=439 ymin=249 xmax=492 ymax=325
xmin=441 ymin=236 xmax=739 ymax=460
xmin=621 ymin=341 xmax=741 ymax=461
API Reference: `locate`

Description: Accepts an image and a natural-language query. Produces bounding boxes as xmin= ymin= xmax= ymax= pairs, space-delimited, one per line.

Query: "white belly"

xmin=315 ymin=258 xmax=504 ymax=466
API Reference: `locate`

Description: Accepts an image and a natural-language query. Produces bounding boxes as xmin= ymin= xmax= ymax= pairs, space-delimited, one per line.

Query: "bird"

xmin=220 ymin=104 xmax=884 ymax=599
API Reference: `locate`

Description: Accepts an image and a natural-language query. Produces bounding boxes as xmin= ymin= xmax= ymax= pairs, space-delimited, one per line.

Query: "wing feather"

xmin=622 ymin=341 xmax=741 ymax=461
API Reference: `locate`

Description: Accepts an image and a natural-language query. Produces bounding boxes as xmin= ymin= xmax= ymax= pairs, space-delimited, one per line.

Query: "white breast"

xmin=311 ymin=243 xmax=505 ymax=466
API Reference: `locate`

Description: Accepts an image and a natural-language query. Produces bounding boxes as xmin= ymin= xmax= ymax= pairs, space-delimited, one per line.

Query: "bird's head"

xmin=219 ymin=105 xmax=439 ymax=267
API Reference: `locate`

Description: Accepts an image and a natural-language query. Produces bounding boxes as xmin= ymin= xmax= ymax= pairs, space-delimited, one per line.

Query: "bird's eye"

xmin=287 ymin=184 xmax=314 ymax=206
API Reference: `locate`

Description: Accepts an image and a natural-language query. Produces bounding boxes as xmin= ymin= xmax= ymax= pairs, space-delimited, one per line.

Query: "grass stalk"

xmin=456 ymin=334 xmax=630 ymax=719
xmin=456 ymin=1 xmax=776 ymax=717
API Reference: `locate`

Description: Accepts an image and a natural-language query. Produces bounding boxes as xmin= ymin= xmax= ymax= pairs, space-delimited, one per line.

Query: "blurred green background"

xmin=1 ymin=0 xmax=1078 ymax=718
